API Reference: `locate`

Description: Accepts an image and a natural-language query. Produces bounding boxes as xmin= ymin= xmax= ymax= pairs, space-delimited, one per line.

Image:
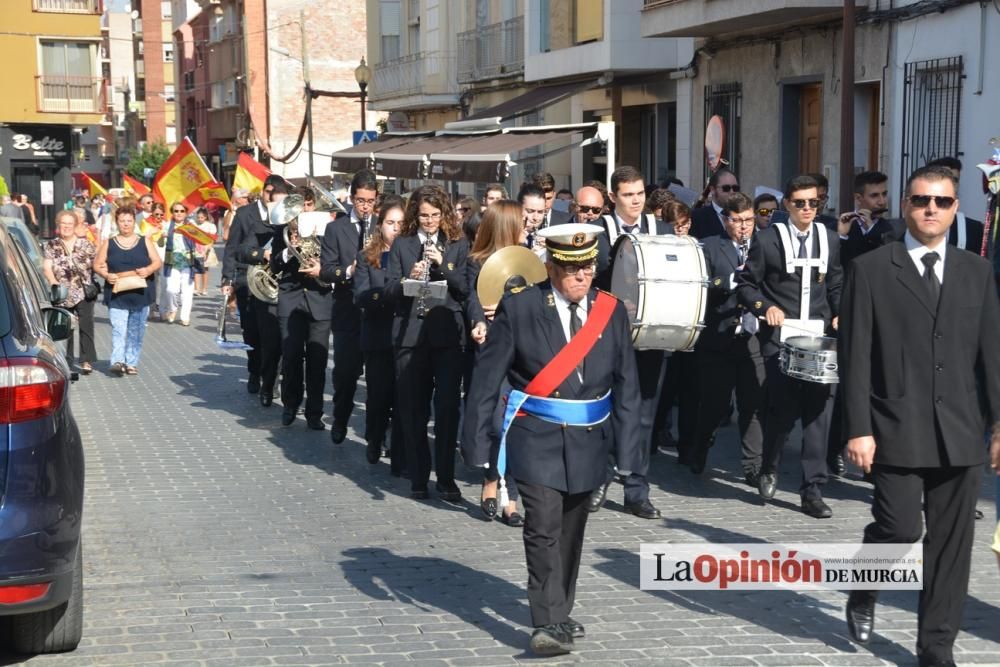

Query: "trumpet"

xmin=416 ymin=239 xmax=434 ymax=319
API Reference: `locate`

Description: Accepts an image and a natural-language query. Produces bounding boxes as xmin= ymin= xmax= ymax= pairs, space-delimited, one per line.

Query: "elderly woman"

xmin=160 ymin=201 xmax=201 ymax=325
xmin=43 ymin=210 xmax=98 ymax=374
xmin=93 ymin=207 xmax=161 ymax=375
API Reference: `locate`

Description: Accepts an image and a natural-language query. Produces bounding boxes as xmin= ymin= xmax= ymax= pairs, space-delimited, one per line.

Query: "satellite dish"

xmin=705 ymin=115 xmax=725 ymax=172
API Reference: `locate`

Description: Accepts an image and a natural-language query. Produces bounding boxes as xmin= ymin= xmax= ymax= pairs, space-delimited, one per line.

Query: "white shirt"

xmin=614 ymin=211 xmax=643 ymax=235
xmin=904 ymin=230 xmax=946 ymax=284
xmin=712 ymin=202 xmax=726 ymax=230
xmin=788 ymin=222 xmax=814 ymax=258
xmin=552 ymin=288 xmax=588 ymax=381
xmin=417 ymin=232 xmax=439 ymax=246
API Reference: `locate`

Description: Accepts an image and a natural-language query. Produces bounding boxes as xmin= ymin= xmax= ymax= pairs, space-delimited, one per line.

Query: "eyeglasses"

xmin=417 ymin=212 xmax=442 ymax=221
xmin=561 ymin=263 xmax=597 ymax=276
xmin=908 ymin=194 xmax=956 ymax=209
xmin=756 ymin=208 xmax=776 ymax=217
xmin=718 ymin=184 xmax=741 ymax=193
xmin=456 ymin=207 xmax=469 ymax=213
xmin=353 ymin=197 xmax=376 ymax=206
xmin=576 ymin=205 xmax=603 ymax=215
xmin=172 ymin=208 xmax=187 ymax=213
xmin=728 ymin=216 xmax=756 ymax=225
xmin=789 ymin=199 xmax=820 ymax=210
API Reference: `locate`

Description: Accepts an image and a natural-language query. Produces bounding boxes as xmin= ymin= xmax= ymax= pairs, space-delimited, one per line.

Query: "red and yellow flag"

xmin=152 ymin=137 xmax=215 ymax=209
xmin=176 ymin=222 xmax=217 ymax=246
xmin=198 ymin=181 xmax=232 ymax=209
xmin=233 ymin=152 xmax=270 ymax=195
xmin=123 ymin=173 xmax=151 ymax=197
xmin=81 ymin=173 xmax=107 ymax=198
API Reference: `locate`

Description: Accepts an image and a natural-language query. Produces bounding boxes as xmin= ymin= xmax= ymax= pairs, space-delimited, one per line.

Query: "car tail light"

xmin=0 ymin=359 xmax=66 ymax=424
xmin=0 ymin=583 xmax=51 ymax=604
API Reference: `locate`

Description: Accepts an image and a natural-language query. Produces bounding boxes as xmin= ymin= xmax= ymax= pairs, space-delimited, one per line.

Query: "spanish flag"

xmin=81 ymin=173 xmax=107 ymax=198
xmin=176 ymin=222 xmax=217 ymax=246
xmin=152 ymin=137 xmax=215 ymax=209
xmin=198 ymin=181 xmax=232 ymax=209
xmin=233 ymin=152 xmax=270 ymax=195
xmin=123 ymin=173 xmax=151 ymax=197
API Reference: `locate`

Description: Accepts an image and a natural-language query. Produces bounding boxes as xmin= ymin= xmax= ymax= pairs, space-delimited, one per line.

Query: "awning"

xmin=329 ymin=131 xmax=432 ymax=173
xmin=374 ymin=132 xmax=496 ymax=179
xmin=464 ymin=79 xmax=599 ymax=122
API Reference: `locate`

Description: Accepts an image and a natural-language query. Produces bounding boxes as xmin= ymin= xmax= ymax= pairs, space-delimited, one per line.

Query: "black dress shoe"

xmin=247 ymin=373 xmax=260 ymax=394
xmin=757 ymin=473 xmax=776 ymax=500
xmin=744 ymin=471 xmax=760 ymax=488
xmin=259 ymin=393 xmax=273 ymax=407
xmin=588 ymin=481 xmax=611 ymax=513
xmin=365 ymin=440 xmax=381 ymax=464
xmin=918 ymin=655 xmax=957 ymax=667
xmin=975 ymin=508 xmax=984 ymax=520
xmin=435 ymin=482 xmax=462 ymax=502
xmin=625 ymin=499 xmax=662 ymax=519
xmin=828 ymin=453 xmax=846 ymax=477
xmin=529 ymin=624 xmax=574 ymax=656
xmin=281 ymin=409 xmax=295 ymax=426
xmin=845 ymin=590 xmax=876 ymax=644
xmin=563 ymin=617 xmax=585 ymax=639
xmin=410 ymin=486 xmax=430 ymax=500
xmin=307 ymin=416 xmax=325 ymax=431
xmin=330 ymin=423 xmax=347 ymax=444
xmin=689 ymin=446 xmax=708 ymax=474
xmin=801 ymin=497 xmax=833 ymax=519
xmin=480 ymin=490 xmax=498 ymax=519
xmin=501 ymin=511 xmax=524 ymax=527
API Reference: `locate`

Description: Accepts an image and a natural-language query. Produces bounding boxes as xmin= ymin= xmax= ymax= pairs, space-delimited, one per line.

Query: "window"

xmin=574 ymin=0 xmax=602 ymax=43
xmin=163 ymin=84 xmax=175 ymax=102
xmin=900 ymin=56 xmax=963 ymax=196
xmin=183 ymin=70 xmax=195 ymax=91
xmin=541 ymin=0 xmax=600 ymax=51
xmin=33 ymin=0 xmax=99 ymax=14
xmin=380 ymin=0 xmax=401 ymax=61
xmin=161 ymin=1 xmax=172 ymax=17
xmin=211 ymin=78 xmax=236 ymax=108
xmin=38 ymin=40 xmax=99 ymax=112
xmin=163 ymin=43 xmax=174 ymax=62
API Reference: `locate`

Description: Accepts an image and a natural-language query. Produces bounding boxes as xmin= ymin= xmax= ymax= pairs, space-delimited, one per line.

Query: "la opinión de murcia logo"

xmin=12 ymin=134 xmax=67 ymax=156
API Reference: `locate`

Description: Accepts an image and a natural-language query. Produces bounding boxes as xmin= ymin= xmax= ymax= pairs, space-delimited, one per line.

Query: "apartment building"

xmin=0 ymin=0 xmax=106 ymax=232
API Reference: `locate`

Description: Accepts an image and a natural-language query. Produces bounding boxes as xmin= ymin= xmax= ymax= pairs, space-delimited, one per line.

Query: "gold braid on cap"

xmin=549 ymin=243 xmax=599 ymax=264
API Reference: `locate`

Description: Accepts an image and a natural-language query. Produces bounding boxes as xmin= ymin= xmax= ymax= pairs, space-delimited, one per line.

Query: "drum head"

xmin=610 ymin=235 xmax=640 ymax=322
xmin=786 ymin=335 xmax=837 ymax=352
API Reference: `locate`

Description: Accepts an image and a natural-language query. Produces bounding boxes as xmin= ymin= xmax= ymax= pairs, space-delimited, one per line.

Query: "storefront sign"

xmin=11 ymin=133 xmax=67 ymax=158
xmin=3 ymin=125 xmax=72 ymax=163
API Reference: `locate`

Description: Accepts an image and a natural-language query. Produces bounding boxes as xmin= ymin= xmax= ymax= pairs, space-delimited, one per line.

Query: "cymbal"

xmin=477 ymin=245 xmax=547 ymax=308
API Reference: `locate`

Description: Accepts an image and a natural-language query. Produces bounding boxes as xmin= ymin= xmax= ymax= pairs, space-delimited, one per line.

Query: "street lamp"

xmin=354 ymin=57 xmax=371 ymax=132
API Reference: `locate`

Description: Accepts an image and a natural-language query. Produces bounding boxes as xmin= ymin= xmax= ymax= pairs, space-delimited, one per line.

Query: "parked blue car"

xmin=0 ymin=223 xmax=84 ymax=653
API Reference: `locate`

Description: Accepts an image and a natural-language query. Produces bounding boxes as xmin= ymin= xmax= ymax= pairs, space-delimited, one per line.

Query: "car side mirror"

xmin=50 ymin=284 xmax=68 ymax=303
xmin=42 ymin=306 xmax=75 ymax=342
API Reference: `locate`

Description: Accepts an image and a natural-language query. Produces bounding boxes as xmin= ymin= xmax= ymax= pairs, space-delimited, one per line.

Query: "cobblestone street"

xmin=10 ymin=264 xmax=1000 ymax=666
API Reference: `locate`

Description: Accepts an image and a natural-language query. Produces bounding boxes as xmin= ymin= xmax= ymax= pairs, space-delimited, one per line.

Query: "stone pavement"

xmin=10 ymin=262 xmax=1000 ymax=666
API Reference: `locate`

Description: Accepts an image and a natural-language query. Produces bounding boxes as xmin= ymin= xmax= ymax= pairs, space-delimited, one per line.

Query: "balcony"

xmin=370 ymin=51 xmax=460 ymax=111
xmin=33 ymin=0 xmax=100 ymax=13
xmin=36 ymin=76 xmax=105 ymax=114
xmin=641 ymin=0 xmax=870 ymax=38
xmin=458 ymin=16 xmax=524 ymax=85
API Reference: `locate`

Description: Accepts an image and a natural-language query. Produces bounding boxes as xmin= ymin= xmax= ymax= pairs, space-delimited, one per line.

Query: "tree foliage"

xmin=0 ymin=175 xmax=9 ymax=197
xmin=125 ymin=141 xmax=171 ymax=181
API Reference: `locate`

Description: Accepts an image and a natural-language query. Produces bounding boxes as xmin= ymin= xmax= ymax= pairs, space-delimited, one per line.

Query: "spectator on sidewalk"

xmin=161 ymin=202 xmax=201 ymax=325
xmin=192 ymin=207 xmax=217 ymax=296
xmin=43 ymin=210 xmax=98 ymax=374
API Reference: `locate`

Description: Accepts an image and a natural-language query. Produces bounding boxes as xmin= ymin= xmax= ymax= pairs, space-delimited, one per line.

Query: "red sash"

xmin=524 ymin=290 xmax=617 ymax=397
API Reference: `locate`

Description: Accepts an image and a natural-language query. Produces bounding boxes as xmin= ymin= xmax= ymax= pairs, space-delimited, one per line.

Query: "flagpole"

xmin=301 ymin=10 xmax=314 ymax=178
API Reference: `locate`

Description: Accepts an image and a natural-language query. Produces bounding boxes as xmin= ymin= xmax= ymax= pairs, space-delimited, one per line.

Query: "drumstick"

xmin=755 ymin=317 xmax=824 ymax=337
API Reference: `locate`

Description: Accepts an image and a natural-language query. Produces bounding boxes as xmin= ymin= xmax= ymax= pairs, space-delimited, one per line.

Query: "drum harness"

xmin=773 ymin=221 xmax=829 ymax=322
xmin=601 ymin=213 xmax=660 ymax=245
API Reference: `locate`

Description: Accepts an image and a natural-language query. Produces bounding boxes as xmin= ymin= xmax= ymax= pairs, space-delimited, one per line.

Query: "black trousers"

xmin=279 ymin=307 xmax=330 ymax=420
xmin=655 ymin=351 xmax=700 ymax=459
xmin=760 ymin=355 xmax=831 ymax=500
xmin=251 ymin=295 xmax=281 ymax=394
xmin=693 ymin=336 xmax=765 ymax=475
xmin=331 ymin=326 xmax=364 ymax=428
xmin=395 ymin=344 xmax=462 ymax=491
xmin=234 ymin=283 xmax=259 ymax=376
xmin=862 ymin=464 xmax=981 ymax=663
xmin=517 ymin=480 xmax=591 ymax=628
xmin=826 ymin=385 xmax=845 ymax=465
xmin=68 ymin=298 xmax=96 ymax=364
xmin=364 ymin=348 xmax=404 ymax=474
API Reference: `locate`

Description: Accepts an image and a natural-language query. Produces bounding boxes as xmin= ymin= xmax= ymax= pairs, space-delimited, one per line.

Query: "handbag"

xmin=112 ymin=275 xmax=148 ymax=294
xmin=204 ymin=246 xmax=219 ymax=268
xmin=83 ymin=278 xmax=100 ymax=301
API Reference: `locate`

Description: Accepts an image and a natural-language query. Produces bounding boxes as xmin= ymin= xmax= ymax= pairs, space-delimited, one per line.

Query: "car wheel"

xmin=9 ymin=544 xmax=83 ymax=654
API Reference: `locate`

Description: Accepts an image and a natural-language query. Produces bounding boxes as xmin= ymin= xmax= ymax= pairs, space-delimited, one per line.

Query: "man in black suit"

xmin=270 ymin=204 xmax=332 ymax=430
xmin=462 ymin=223 xmax=641 ymax=656
xmin=531 ymin=171 xmax=573 ymax=228
xmin=835 ymin=171 xmax=893 ymax=267
xmin=222 ymin=174 xmax=283 ymax=397
xmin=840 ymin=166 xmax=1000 ymax=667
xmin=319 ymin=170 xmax=377 ymax=444
xmin=691 ymin=168 xmax=740 ymax=240
xmin=586 ymin=166 xmax=666 ymax=519
xmin=737 ymin=174 xmax=843 ymax=518
xmin=690 ymin=192 xmax=765 ymax=484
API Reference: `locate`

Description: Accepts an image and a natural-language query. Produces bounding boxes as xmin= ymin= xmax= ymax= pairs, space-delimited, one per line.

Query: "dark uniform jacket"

xmin=222 ymin=200 xmax=268 ymax=287
xmin=698 ymin=234 xmax=754 ymax=352
xmin=461 ymin=282 xmax=642 ymax=494
xmin=385 ymin=234 xmax=469 ymax=349
xmin=691 ymin=204 xmax=726 ymax=240
xmin=353 ymin=251 xmax=394 ymax=352
xmin=735 ymin=222 xmax=843 ymax=357
xmin=838 ymin=218 xmax=896 ymax=267
xmin=268 ymin=224 xmax=333 ymax=321
xmin=319 ymin=212 xmax=372 ymax=332
xmin=839 ymin=240 xmax=1000 ymax=467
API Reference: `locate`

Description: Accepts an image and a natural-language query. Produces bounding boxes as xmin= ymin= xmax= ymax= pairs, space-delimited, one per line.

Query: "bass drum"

xmin=609 ymin=234 xmax=708 ymax=351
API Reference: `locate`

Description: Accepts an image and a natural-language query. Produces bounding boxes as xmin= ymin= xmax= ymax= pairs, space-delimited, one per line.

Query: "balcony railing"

xmin=457 ymin=16 xmax=524 ymax=84
xmin=33 ymin=0 xmax=100 ymax=13
xmin=370 ymin=51 xmax=458 ymax=102
xmin=36 ymin=76 xmax=105 ymax=114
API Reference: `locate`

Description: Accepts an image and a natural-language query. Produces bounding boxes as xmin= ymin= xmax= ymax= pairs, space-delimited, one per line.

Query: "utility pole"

xmin=301 ymin=10 xmax=314 ymax=178
xmin=839 ymin=0 xmax=856 ymax=213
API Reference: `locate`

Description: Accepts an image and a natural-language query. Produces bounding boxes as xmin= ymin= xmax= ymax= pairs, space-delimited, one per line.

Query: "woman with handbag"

xmin=192 ymin=206 xmax=218 ymax=296
xmin=160 ymin=201 xmax=202 ymax=325
xmin=43 ymin=210 xmax=99 ymax=374
xmin=93 ymin=207 xmax=161 ymax=376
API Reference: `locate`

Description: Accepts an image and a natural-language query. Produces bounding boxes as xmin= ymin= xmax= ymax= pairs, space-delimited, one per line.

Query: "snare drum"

xmin=609 ymin=234 xmax=708 ymax=351
xmin=779 ymin=336 xmax=839 ymax=384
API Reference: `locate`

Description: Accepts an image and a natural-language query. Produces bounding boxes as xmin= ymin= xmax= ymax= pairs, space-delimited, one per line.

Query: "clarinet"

xmin=416 ymin=239 xmax=434 ymax=319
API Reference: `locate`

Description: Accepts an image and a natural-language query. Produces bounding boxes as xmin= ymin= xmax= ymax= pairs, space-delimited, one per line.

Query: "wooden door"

xmin=799 ymin=84 xmax=822 ymax=174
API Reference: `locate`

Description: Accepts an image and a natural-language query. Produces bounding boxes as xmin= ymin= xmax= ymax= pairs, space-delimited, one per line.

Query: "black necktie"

xmin=568 ymin=302 xmax=584 ymax=377
xmin=623 ymin=224 xmax=638 ymax=235
xmin=921 ymin=252 xmax=941 ymax=305
xmin=797 ymin=232 xmax=809 ymax=259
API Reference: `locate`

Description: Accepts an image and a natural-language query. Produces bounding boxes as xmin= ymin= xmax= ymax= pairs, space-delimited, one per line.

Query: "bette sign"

xmin=12 ymin=133 xmax=67 ymax=157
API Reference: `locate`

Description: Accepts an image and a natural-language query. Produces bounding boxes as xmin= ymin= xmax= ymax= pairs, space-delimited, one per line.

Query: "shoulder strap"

xmin=602 ymin=214 xmax=619 ymax=247
xmin=957 ymin=212 xmax=967 ymax=249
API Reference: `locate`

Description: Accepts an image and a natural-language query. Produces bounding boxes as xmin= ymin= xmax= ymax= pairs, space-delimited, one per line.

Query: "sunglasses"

xmin=756 ymin=208 xmax=776 ymax=217
xmin=576 ymin=205 xmax=603 ymax=215
xmin=718 ymin=184 xmax=740 ymax=193
xmin=789 ymin=199 xmax=820 ymax=210
xmin=456 ymin=207 xmax=469 ymax=213
xmin=908 ymin=194 xmax=956 ymax=209
xmin=172 ymin=208 xmax=187 ymax=213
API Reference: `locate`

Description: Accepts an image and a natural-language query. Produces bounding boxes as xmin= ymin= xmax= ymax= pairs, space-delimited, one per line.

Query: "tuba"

xmin=245 ymin=195 xmax=306 ymax=304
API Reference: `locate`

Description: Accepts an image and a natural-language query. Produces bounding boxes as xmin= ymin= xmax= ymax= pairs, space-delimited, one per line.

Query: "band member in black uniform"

xmin=354 ymin=196 xmax=405 ymax=472
xmin=221 ymin=174 xmax=282 ymax=393
xmin=269 ymin=199 xmax=331 ymax=430
xmin=386 ymin=185 xmax=469 ymax=501
xmin=320 ymin=170 xmax=378 ymax=444
xmin=737 ymin=174 xmax=842 ymax=518
xmin=530 ymin=172 xmax=572 ymax=228
xmin=689 ymin=192 xmax=765 ymax=484
xmin=462 ymin=223 xmax=641 ymax=656
xmin=840 ymin=166 xmax=1000 ymax=666
xmin=588 ymin=166 xmax=666 ymax=519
